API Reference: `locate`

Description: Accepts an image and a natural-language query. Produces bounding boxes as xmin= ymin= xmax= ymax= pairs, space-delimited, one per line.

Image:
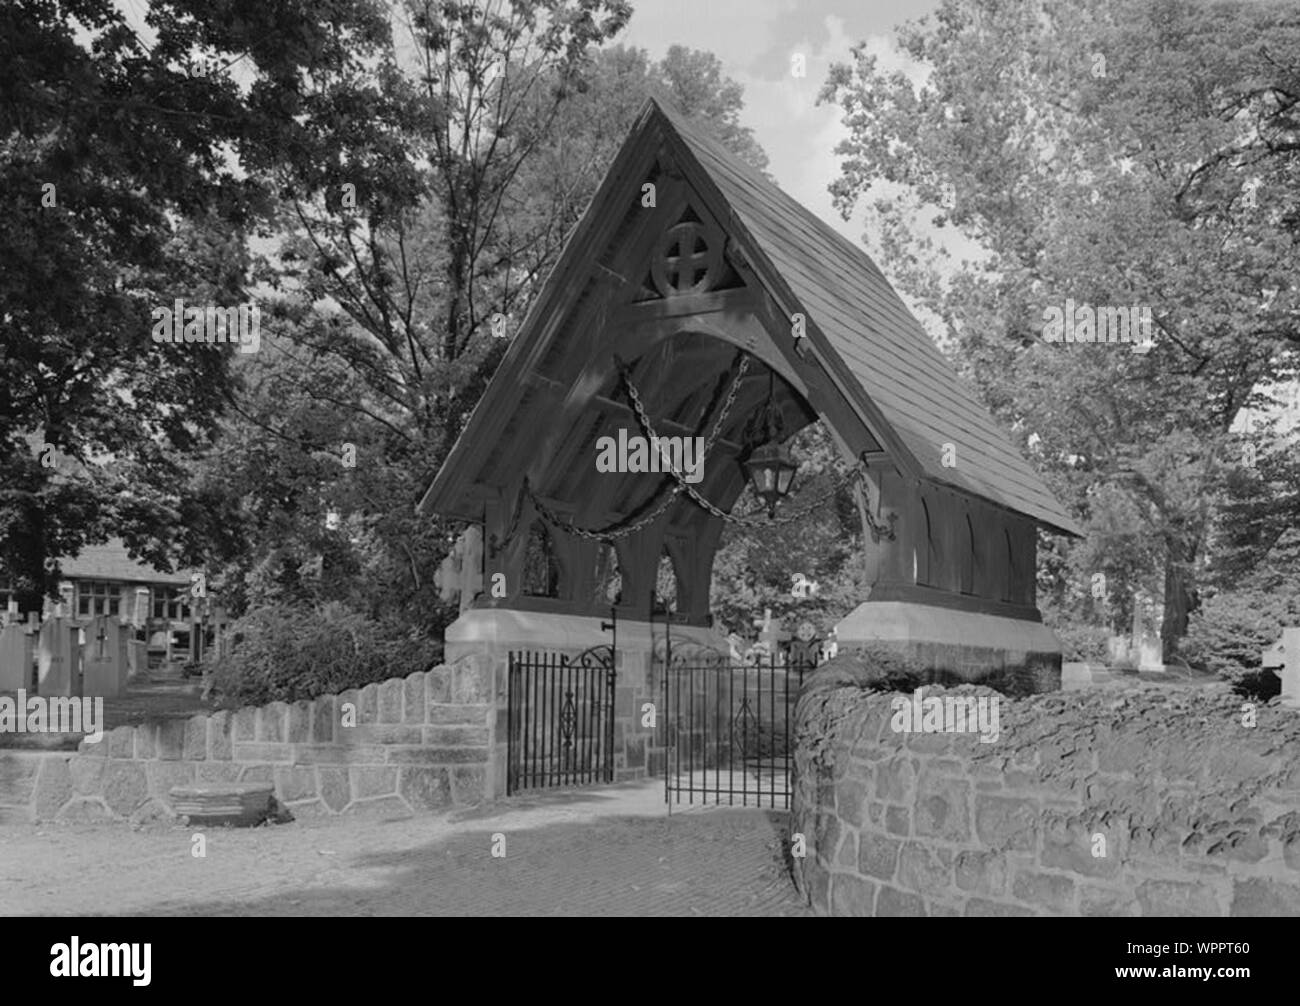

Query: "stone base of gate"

xmin=444 ymin=608 xmax=729 ymax=798
xmin=834 ymin=600 xmax=1063 ymax=694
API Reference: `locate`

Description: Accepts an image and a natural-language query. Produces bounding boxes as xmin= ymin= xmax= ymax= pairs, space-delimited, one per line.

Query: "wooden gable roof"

xmin=421 ymin=98 xmax=1081 ymax=538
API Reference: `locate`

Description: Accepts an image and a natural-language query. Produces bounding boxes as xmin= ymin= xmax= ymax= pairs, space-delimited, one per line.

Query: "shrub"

xmin=1046 ymin=620 xmax=1111 ymax=663
xmin=810 ymin=642 xmax=930 ymax=694
xmin=1182 ymin=584 xmax=1296 ymax=697
xmin=207 ymin=601 xmax=442 ymax=705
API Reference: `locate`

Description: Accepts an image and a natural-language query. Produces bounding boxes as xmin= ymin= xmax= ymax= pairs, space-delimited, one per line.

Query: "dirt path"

xmin=0 ymin=782 xmax=809 ymax=917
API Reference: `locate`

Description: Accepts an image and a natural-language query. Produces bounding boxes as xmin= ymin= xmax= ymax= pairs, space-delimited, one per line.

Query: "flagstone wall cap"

xmin=169 ymin=782 xmax=274 ymax=797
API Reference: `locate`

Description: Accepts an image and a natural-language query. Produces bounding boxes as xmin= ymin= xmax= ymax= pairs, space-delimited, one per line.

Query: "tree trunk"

xmin=12 ymin=500 xmax=50 ymax=616
xmin=1161 ymin=536 xmax=1198 ymax=662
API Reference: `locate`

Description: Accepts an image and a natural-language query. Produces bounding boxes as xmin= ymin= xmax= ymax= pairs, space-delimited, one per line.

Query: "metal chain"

xmin=526 ymin=353 xmax=883 ymax=539
xmin=527 ymin=353 xmax=751 ymax=542
xmin=624 ymin=359 xmax=863 ymax=529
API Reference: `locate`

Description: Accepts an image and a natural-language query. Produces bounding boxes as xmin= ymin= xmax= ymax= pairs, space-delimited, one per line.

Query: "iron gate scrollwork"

xmin=507 ymin=645 xmax=616 ymax=795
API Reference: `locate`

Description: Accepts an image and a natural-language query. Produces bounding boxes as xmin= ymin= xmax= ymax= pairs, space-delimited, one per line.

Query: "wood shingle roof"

xmin=422 ymin=98 xmax=1081 ymax=538
xmin=653 ymin=102 xmax=1080 ymax=536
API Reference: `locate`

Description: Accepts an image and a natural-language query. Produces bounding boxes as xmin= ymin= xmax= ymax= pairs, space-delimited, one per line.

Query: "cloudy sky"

xmin=619 ymin=0 xmax=943 ymax=244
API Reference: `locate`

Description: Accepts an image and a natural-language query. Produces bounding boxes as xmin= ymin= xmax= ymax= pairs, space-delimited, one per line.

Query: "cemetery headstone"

xmin=1262 ymin=627 xmax=1299 ymax=709
xmin=0 ymin=622 xmax=33 ymax=692
xmin=82 ymin=614 xmax=126 ymax=697
xmin=131 ymin=588 xmax=149 ymax=629
xmin=820 ymin=626 xmax=839 ymax=664
xmin=788 ymin=619 xmax=822 ymax=668
xmin=127 ymin=639 xmax=148 ymax=680
xmin=37 ymin=618 xmax=78 ymax=696
xmin=1132 ymin=590 xmax=1164 ymax=672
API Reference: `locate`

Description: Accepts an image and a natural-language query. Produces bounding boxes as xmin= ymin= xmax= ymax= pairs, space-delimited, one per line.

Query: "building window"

xmin=76 ymin=581 xmax=121 ymax=617
xmin=152 ymin=586 xmax=188 ymax=621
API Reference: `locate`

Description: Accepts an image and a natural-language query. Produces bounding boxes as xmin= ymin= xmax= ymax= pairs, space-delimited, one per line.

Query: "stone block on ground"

xmin=169 ymin=782 xmax=274 ymax=826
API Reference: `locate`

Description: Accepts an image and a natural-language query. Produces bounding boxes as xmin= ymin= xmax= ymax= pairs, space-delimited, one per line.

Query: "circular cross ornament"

xmin=651 ymin=221 xmax=724 ymax=296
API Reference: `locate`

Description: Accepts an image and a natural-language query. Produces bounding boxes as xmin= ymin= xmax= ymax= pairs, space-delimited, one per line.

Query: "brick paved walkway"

xmin=1 ymin=782 xmax=810 ymax=917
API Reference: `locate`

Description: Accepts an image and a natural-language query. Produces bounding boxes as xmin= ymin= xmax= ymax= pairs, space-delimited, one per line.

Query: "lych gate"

xmin=419 ymin=98 xmax=1082 ymax=801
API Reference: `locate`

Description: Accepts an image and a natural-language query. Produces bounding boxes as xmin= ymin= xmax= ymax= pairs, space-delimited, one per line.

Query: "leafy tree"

xmin=709 ymin=423 xmax=868 ymax=641
xmin=216 ymin=23 xmax=774 ymax=639
xmin=1182 ymin=527 xmax=1300 ymax=689
xmin=820 ymin=0 xmax=1300 ymax=657
xmin=0 ymin=0 xmax=413 ymax=610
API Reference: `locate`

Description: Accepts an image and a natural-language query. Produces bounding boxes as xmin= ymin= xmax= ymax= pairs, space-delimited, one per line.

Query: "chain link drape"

xmin=515 ymin=351 xmax=878 ymax=546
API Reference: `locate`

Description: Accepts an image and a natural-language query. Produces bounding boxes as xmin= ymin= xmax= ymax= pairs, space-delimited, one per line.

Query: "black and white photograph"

xmin=1 ymin=0 xmax=1297 ymax=965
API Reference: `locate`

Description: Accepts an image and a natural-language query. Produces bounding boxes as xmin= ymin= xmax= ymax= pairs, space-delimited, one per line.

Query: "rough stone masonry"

xmin=790 ymin=662 xmax=1300 ymax=917
xmin=0 ymin=661 xmax=493 ymax=825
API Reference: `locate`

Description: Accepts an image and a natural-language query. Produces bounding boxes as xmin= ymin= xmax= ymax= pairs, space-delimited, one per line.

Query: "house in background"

xmin=0 ymin=539 xmax=203 ymax=666
xmin=1 ymin=435 xmax=219 ymax=667
xmin=54 ymin=539 xmax=200 ymax=665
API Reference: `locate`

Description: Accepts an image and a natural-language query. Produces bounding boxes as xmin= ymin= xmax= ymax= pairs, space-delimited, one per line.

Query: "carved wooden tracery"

xmin=650 ymin=216 xmax=725 ymax=297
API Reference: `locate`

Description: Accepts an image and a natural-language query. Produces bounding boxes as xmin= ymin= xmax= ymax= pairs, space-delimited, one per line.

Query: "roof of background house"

xmin=652 ymin=101 xmax=1081 ymax=536
xmin=58 ymin=539 xmax=193 ymax=586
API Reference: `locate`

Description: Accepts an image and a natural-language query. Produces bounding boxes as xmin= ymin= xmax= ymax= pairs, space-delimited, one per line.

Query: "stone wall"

xmin=0 ymin=663 xmax=493 ymax=824
xmin=790 ymin=666 xmax=1300 ymax=916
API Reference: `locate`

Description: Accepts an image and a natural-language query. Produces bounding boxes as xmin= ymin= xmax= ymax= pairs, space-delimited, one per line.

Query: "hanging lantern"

xmin=742 ymin=440 xmax=799 ymax=516
xmin=740 ymin=368 xmax=799 ymax=517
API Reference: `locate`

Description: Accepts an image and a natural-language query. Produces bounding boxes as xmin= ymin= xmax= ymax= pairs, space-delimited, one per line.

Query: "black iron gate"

xmin=663 ymin=654 xmax=810 ymax=809
xmin=507 ymin=645 xmax=616 ymax=795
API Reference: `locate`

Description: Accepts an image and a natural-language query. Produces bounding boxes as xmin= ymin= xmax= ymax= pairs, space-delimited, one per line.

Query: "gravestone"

xmin=1131 ymin=590 xmax=1164 ymax=672
xmin=36 ymin=618 xmax=78 ymax=696
xmin=821 ymin=626 xmax=839 ymax=664
xmin=127 ymin=639 xmax=148 ymax=680
xmin=0 ymin=622 xmax=33 ymax=691
xmin=130 ymin=587 xmax=149 ymax=629
xmin=82 ymin=615 xmax=127 ymax=697
xmin=788 ymin=620 xmax=822 ymax=668
xmin=1262 ymin=627 xmax=1299 ymax=709
xmin=752 ymin=608 xmax=790 ymax=652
